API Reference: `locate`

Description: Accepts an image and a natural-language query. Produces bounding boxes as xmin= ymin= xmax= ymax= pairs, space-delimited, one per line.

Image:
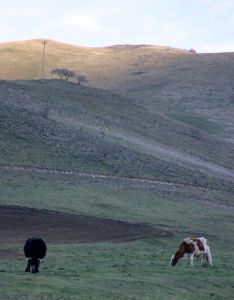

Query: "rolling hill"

xmin=0 ymin=39 xmax=234 ymax=299
xmin=0 ymin=39 xmax=233 ymax=188
xmin=1 ymin=39 xmax=234 ymax=144
xmin=0 ymin=79 xmax=233 ymax=191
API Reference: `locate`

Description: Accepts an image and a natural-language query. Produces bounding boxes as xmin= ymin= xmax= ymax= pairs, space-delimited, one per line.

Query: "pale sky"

xmin=1 ymin=0 xmax=234 ymax=53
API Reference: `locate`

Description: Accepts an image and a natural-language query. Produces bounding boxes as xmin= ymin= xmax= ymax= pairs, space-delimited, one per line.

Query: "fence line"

xmin=0 ymin=163 xmax=228 ymax=192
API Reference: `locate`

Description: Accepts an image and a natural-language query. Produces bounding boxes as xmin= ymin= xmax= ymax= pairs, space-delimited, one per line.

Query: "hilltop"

xmin=0 ymin=39 xmax=191 ymax=83
xmin=1 ymin=39 xmax=234 ymax=144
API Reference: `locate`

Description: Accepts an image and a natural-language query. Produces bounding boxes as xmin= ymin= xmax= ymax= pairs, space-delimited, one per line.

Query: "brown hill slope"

xmin=0 ymin=39 xmax=191 ymax=84
xmin=1 ymin=39 xmax=234 ymax=143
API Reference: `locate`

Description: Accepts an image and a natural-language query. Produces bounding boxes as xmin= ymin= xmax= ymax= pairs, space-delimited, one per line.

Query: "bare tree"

xmin=51 ymin=68 xmax=88 ymax=85
xmin=51 ymin=68 xmax=75 ymax=81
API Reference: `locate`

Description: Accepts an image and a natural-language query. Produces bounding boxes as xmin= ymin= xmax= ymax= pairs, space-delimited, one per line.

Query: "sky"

xmin=1 ymin=0 xmax=234 ymax=53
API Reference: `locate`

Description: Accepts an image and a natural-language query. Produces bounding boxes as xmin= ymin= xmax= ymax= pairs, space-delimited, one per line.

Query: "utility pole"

xmin=41 ymin=40 xmax=48 ymax=80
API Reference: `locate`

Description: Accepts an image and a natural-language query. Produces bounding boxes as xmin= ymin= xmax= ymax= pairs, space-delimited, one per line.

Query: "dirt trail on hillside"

xmin=50 ymin=114 xmax=234 ymax=182
xmin=0 ymin=205 xmax=171 ymax=247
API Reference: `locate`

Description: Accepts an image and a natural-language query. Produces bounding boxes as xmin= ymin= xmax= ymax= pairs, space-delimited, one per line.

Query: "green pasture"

xmin=0 ymin=170 xmax=233 ymax=299
xmin=0 ymin=240 xmax=234 ymax=300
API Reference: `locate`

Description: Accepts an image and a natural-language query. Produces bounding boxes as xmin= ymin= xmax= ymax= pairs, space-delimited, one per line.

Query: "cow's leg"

xmin=31 ymin=263 xmax=40 ymax=273
xmin=25 ymin=259 xmax=31 ymax=272
xmin=188 ymin=254 xmax=194 ymax=266
xmin=34 ymin=260 xmax=40 ymax=273
xmin=200 ymin=254 xmax=206 ymax=266
xmin=206 ymin=248 xmax=213 ymax=267
xmin=31 ymin=263 xmax=35 ymax=273
xmin=31 ymin=259 xmax=40 ymax=273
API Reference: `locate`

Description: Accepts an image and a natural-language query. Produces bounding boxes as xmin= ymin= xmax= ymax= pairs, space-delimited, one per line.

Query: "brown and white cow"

xmin=170 ymin=237 xmax=212 ymax=267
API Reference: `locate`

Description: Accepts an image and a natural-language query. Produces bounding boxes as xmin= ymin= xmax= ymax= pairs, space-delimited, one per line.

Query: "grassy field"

xmin=0 ymin=41 xmax=234 ymax=299
xmin=1 ymin=170 xmax=233 ymax=219
xmin=0 ymin=170 xmax=234 ymax=299
xmin=1 ymin=240 xmax=234 ymax=300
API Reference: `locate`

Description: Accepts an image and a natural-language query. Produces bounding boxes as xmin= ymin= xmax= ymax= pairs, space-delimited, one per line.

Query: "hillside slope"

xmin=1 ymin=39 xmax=234 ymax=143
xmin=0 ymin=80 xmax=233 ymax=190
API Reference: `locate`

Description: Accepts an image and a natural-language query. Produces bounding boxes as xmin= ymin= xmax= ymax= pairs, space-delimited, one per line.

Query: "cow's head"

xmin=170 ymin=254 xmax=179 ymax=266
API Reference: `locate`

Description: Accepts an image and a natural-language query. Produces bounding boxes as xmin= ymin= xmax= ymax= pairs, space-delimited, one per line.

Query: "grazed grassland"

xmin=0 ymin=170 xmax=233 ymax=299
xmin=0 ymin=41 xmax=234 ymax=299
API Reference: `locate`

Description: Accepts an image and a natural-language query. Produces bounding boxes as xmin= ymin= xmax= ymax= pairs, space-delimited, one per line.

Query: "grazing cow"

xmin=24 ymin=237 xmax=47 ymax=273
xmin=170 ymin=237 xmax=212 ymax=267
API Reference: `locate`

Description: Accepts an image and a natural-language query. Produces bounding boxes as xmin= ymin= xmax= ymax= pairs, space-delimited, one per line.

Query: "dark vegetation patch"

xmin=168 ymin=113 xmax=222 ymax=134
xmin=0 ymin=205 xmax=171 ymax=245
xmin=131 ymin=71 xmax=147 ymax=75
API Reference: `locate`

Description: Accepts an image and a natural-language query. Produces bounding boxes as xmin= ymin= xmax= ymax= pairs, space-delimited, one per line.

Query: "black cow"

xmin=24 ymin=237 xmax=47 ymax=273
